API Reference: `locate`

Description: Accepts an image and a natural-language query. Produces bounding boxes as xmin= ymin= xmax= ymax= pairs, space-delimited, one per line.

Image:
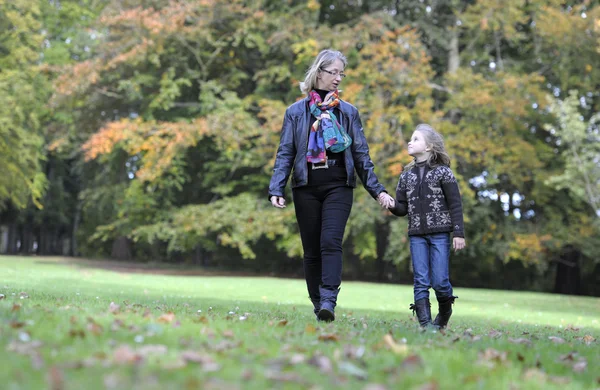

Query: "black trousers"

xmin=292 ymin=185 xmax=353 ymax=300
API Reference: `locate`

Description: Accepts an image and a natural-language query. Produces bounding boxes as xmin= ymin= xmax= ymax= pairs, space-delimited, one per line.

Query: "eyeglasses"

xmin=320 ymin=68 xmax=347 ymax=78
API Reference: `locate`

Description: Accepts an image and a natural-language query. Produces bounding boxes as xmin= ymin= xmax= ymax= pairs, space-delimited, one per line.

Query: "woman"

xmin=268 ymin=49 xmax=395 ymax=322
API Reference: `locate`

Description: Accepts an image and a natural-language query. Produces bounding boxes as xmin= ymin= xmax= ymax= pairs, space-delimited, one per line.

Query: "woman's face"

xmin=316 ymin=59 xmax=345 ymax=91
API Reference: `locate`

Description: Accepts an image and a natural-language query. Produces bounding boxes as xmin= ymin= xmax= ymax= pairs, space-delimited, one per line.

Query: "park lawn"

xmin=1 ymin=255 xmax=599 ymax=390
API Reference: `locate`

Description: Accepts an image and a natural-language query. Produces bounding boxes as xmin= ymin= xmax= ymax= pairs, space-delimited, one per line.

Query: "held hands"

xmin=377 ymin=192 xmax=395 ymax=209
xmin=453 ymin=237 xmax=466 ymax=252
xmin=270 ymin=196 xmax=286 ymax=209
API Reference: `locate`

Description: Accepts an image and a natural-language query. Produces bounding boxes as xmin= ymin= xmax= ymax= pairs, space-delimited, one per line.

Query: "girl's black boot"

xmin=433 ymin=295 xmax=458 ymax=329
xmin=409 ymin=298 xmax=435 ymax=328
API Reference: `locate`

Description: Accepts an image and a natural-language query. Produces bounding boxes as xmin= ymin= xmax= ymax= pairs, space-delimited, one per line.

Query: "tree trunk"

xmin=111 ymin=236 xmax=132 ymax=260
xmin=22 ymin=225 xmax=33 ymax=254
xmin=448 ymin=28 xmax=460 ymax=74
xmin=375 ymin=221 xmax=390 ymax=282
xmin=7 ymin=224 xmax=19 ymax=254
xmin=553 ymin=246 xmax=581 ymax=295
xmin=71 ymin=200 xmax=81 ymax=256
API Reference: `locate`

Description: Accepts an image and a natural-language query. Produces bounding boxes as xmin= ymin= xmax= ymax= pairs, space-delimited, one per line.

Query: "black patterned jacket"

xmin=390 ymin=164 xmax=465 ymax=238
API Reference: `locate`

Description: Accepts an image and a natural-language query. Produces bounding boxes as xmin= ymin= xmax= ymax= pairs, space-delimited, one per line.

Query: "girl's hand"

xmin=453 ymin=237 xmax=466 ymax=252
xmin=270 ymin=196 xmax=286 ymax=208
xmin=377 ymin=192 xmax=395 ymax=209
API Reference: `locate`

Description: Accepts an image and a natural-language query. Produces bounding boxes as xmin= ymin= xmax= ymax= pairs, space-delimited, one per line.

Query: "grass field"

xmin=1 ymin=255 xmax=599 ymax=389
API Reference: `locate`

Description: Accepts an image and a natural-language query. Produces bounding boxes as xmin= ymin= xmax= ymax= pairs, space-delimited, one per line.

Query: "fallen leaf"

xmin=46 ymin=366 xmax=64 ymax=390
xmin=289 ymin=353 xmax=306 ymax=365
xmin=416 ymin=382 xmax=439 ymax=390
xmin=573 ymin=361 xmax=587 ymax=373
xmin=343 ymin=344 xmax=366 ymax=360
xmin=318 ymin=333 xmax=339 ymax=342
xmin=264 ymin=371 xmax=305 ymax=383
xmin=517 ymin=353 xmax=525 ymax=362
xmin=113 ymin=345 xmax=142 ymax=365
xmin=558 ymin=352 xmax=578 ymax=362
xmin=338 ymin=361 xmax=368 ymax=380
xmin=181 ymin=350 xmax=217 ymax=370
xmin=478 ymin=348 xmax=508 ymax=366
xmin=12 ymin=303 xmax=21 ymax=312
xmin=9 ymin=321 xmax=26 ymax=329
xmin=523 ymin=368 xmax=547 ymax=381
xmin=109 ymin=302 xmax=120 ymax=314
xmin=382 ymin=334 xmax=408 ymax=355
xmin=87 ymin=322 xmax=104 ymax=335
xmin=138 ymin=345 xmax=168 ymax=356
xmin=582 ymin=335 xmax=595 ymax=345
xmin=488 ymin=329 xmax=502 ymax=338
xmin=222 ymin=330 xmax=235 ymax=338
xmin=308 ymin=354 xmax=332 ymax=373
xmin=305 ymin=324 xmax=317 ymax=334
xmin=565 ymin=324 xmax=580 ymax=332
xmin=6 ymin=340 xmax=43 ymax=355
xmin=548 ymin=336 xmax=566 ymax=344
xmin=68 ymin=329 xmax=85 ymax=338
xmin=363 ymin=384 xmax=387 ymax=390
xmin=401 ymin=354 xmax=424 ymax=371
xmin=549 ymin=376 xmax=571 ymax=385
xmin=157 ymin=312 xmax=175 ymax=323
xmin=508 ymin=337 xmax=531 ymax=346
xmin=277 ymin=319 xmax=288 ymax=327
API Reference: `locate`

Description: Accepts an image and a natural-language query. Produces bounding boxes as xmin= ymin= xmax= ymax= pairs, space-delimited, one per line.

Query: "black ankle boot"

xmin=409 ymin=298 xmax=434 ymax=328
xmin=318 ymin=286 xmax=340 ymax=322
xmin=433 ymin=295 xmax=457 ymax=329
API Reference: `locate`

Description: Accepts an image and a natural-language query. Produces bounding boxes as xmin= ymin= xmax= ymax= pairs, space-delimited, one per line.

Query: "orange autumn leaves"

xmin=83 ymin=118 xmax=208 ymax=182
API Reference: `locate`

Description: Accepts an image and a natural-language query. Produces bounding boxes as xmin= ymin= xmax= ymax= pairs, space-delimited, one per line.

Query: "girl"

xmin=389 ymin=124 xmax=465 ymax=329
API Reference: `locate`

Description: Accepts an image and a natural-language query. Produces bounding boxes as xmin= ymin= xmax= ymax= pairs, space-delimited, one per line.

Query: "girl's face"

xmin=407 ymin=130 xmax=430 ymax=160
xmin=316 ymin=59 xmax=345 ymax=91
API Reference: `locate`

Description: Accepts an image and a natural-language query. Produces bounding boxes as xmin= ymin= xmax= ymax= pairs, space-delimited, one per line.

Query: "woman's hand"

xmin=377 ymin=192 xmax=395 ymax=209
xmin=270 ymin=196 xmax=286 ymax=208
xmin=453 ymin=237 xmax=466 ymax=252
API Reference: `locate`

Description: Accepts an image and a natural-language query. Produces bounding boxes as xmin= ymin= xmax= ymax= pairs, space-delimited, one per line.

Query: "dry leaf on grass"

xmin=108 ymin=302 xmax=120 ymax=314
xmin=157 ymin=312 xmax=175 ymax=323
xmin=46 ymin=366 xmax=64 ymax=390
xmin=478 ymin=348 xmax=508 ymax=367
xmin=382 ymin=334 xmax=408 ymax=355
xmin=308 ymin=354 xmax=333 ymax=373
xmin=181 ymin=351 xmax=221 ymax=372
xmin=338 ymin=361 xmax=368 ymax=380
xmin=401 ymin=354 xmax=424 ymax=371
xmin=318 ymin=333 xmax=339 ymax=342
xmin=113 ymin=345 xmax=142 ymax=365
xmin=508 ymin=337 xmax=531 ymax=346
xmin=548 ymin=336 xmax=566 ymax=344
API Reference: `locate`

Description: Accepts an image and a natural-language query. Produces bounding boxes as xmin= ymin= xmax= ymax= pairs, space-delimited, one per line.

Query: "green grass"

xmin=1 ymin=255 xmax=599 ymax=390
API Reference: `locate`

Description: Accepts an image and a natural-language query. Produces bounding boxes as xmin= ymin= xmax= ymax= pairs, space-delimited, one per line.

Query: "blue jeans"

xmin=409 ymin=233 xmax=453 ymax=301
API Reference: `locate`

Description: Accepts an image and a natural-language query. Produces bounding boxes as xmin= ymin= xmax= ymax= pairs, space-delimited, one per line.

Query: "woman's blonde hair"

xmin=405 ymin=124 xmax=451 ymax=170
xmin=300 ymin=49 xmax=347 ymax=95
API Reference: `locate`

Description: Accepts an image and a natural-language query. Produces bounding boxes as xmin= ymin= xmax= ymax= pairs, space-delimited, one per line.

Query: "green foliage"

xmin=545 ymin=91 xmax=600 ymax=215
xmin=3 ymin=0 xmax=600 ymax=292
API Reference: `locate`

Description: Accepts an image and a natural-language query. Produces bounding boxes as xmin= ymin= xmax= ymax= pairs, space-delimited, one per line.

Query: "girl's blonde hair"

xmin=405 ymin=124 xmax=451 ymax=170
xmin=300 ymin=49 xmax=347 ymax=95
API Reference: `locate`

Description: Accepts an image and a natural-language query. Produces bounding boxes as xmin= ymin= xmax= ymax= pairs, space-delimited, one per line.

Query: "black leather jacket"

xmin=268 ymin=96 xmax=386 ymax=199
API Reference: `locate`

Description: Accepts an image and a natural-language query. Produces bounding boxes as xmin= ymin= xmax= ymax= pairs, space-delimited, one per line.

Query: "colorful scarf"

xmin=306 ymin=90 xmax=352 ymax=164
